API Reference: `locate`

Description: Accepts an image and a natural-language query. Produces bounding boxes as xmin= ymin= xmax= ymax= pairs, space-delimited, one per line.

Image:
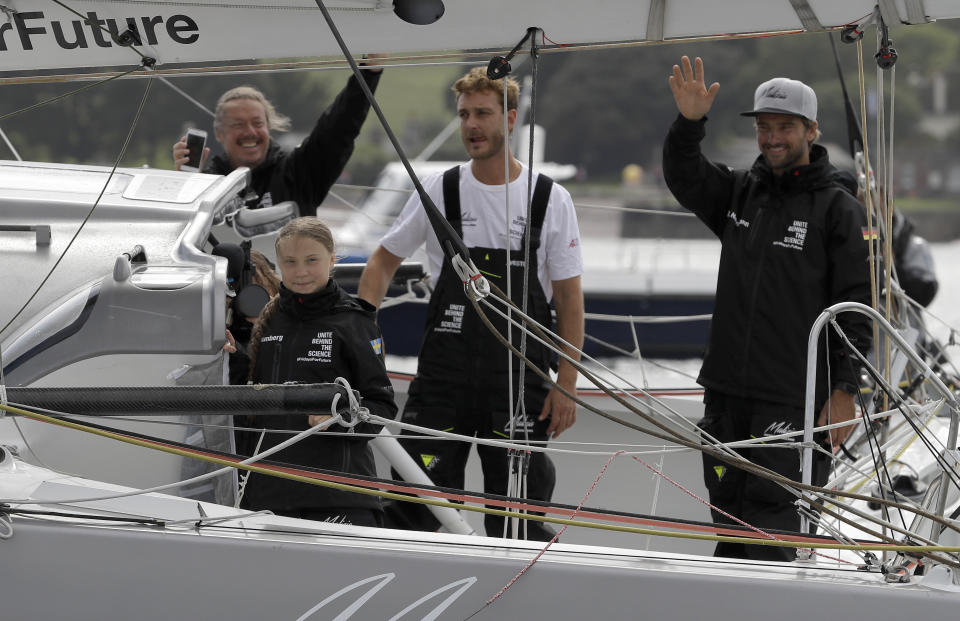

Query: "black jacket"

xmin=239 ymin=280 xmax=396 ymax=513
xmin=206 ymin=70 xmax=381 ymax=216
xmin=663 ymin=114 xmax=872 ymax=408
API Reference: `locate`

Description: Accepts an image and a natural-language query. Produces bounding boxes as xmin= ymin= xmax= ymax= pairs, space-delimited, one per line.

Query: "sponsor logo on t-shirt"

xmin=509 ymin=214 xmax=528 ymax=240
xmin=261 ymin=335 xmax=283 ymax=343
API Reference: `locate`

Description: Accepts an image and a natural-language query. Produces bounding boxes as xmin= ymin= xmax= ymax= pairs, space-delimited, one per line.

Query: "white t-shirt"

xmin=379 ymin=163 xmax=583 ymax=301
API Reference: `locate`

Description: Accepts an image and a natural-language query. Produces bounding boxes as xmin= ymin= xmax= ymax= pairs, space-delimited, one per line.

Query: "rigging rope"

xmin=831 ymin=320 xmax=960 ymax=493
xmin=0 ymin=26 xmax=853 ymax=87
xmin=0 ymin=0 xmax=954 ymax=571
xmin=0 ymin=65 xmax=143 ymax=123
xmin=473 ymin=450 xmax=624 ymax=618
xmin=5 ymin=399 xmax=960 ymax=562
xmin=464 ymin=284 xmax=960 ymax=555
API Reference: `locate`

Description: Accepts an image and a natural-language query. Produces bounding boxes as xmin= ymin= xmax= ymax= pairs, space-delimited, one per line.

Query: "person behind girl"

xmin=237 ymin=216 xmax=397 ymax=526
xmin=223 ymin=248 xmax=282 ymax=384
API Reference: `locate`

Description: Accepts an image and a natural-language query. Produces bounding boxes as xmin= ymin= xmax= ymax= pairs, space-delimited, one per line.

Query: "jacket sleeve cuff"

xmin=832 ymin=380 xmax=860 ymax=396
xmin=671 ymin=113 xmax=707 ymax=131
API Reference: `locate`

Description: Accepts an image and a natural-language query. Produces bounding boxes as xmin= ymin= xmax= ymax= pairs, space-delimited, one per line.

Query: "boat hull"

xmin=4 ymin=515 xmax=959 ymax=620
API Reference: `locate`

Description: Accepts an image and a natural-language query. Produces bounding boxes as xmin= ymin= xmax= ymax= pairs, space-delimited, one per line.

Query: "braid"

xmin=246 ymin=295 xmax=283 ymax=383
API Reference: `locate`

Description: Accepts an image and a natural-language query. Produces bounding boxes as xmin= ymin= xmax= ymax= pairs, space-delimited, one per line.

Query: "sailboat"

xmin=2 ymin=1 xmax=960 ymax=618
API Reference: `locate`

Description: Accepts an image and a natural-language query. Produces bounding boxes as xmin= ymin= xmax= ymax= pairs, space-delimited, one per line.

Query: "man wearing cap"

xmin=662 ymin=56 xmax=872 ymax=561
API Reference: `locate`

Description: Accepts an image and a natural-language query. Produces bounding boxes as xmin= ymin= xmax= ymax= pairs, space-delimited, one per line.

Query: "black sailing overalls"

xmin=390 ymin=166 xmax=558 ymax=540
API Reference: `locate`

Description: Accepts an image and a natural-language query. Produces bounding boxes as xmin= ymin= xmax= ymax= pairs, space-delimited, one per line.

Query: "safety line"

xmin=5 ymin=401 xmax=959 ymax=556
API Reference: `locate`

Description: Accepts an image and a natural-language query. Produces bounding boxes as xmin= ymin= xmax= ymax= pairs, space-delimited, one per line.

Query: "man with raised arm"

xmin=663 ymin=56 xmax=872 ymax=561
xmin=173 ymin=56 xmax=384 ymax=216
xmin=358 ymin=67 xmax=584 ymax=541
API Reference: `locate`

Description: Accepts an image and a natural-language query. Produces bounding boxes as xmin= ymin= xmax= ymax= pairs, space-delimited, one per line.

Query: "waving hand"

xmin=669 ymin=56 xmax=720 ymax=121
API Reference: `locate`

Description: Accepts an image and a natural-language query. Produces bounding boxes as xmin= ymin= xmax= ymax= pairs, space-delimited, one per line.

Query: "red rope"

xmin=630 ymin=454 xmax=857 ymax=565
xmin=71 ymin=421 xmax=883 ymax=550
xmin=481 ymin=450 xmax=626 ymax=611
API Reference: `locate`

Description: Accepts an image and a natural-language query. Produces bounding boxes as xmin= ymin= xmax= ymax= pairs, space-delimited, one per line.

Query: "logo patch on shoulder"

xmin=370 ymin=337 xmax=383 ymax=355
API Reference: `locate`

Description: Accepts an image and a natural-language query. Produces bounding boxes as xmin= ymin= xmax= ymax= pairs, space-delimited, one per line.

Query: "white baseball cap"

xmin=741 ymin=77 xmax=817 ymax=121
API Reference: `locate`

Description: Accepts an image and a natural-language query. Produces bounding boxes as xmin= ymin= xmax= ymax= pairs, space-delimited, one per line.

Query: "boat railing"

xmin=801 ymin=301 xmax=960 ymax=543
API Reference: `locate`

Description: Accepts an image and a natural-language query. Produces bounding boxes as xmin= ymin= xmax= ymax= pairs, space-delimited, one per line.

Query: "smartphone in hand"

xmin=182 ymin=128 xmax=207 ymax=172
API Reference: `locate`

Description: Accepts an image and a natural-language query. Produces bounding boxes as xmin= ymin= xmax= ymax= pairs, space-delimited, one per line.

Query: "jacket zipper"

xmin=270 ymin=339 xmax=282 ymax=384
xmin=740 ymin=202 xmax=769 ymax=385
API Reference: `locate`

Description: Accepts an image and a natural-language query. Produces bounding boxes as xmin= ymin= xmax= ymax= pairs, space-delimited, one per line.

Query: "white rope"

xmin=576 ymin=202 xmax=695 ymax=216
xmin=369 ymin=413 xmax=855 ymax=459
xmin=0 ymin=414 xmax=344 ymax=507
xmin=234 ymin=427 xmax=266 ymax=508
xmin=477 ymin=293 xmax=702 ymax=435
xmin=584 ymin=311 xmax=712 ymax=324
xmin=500 ymin=60 xmax=524 ymax=537
xmin=156 ymin=74 xmax=215 ymax=118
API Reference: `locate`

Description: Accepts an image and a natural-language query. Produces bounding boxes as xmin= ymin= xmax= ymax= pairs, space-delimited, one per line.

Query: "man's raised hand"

xmin=668 ymin=56 xmax=720 ymax=121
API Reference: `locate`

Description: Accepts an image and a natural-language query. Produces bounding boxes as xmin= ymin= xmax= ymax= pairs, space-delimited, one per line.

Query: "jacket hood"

xmin=277 ymin=280 xmax=374 ymax=320
xmin=749 ymin=143 xmax=839 ymax=193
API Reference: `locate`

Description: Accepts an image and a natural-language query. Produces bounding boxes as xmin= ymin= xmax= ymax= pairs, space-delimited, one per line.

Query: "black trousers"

xmin=387 ymin=381 xmax=557 ymax=541
xmin=698 ymin=390 xmax=831 ymax=561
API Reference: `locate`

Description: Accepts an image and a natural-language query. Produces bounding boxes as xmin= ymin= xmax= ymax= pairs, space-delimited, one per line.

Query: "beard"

xmin=761 ymin=141 xmax=810 ymax=173
xmin=463 ymin=129 xmax=506 ymax=161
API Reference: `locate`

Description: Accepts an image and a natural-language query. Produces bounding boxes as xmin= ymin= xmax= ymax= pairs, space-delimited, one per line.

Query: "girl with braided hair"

xmin=236 ymin=216 xmax=397 ymax=526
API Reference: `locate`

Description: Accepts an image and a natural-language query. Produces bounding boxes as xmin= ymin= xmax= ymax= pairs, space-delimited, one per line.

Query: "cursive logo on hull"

xmin=296 ymin=573 xmax=478 ymax=620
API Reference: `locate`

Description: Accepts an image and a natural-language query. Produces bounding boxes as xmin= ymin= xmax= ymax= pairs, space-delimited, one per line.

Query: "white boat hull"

xmin=5 ymin=499 xmax=959 ymax=620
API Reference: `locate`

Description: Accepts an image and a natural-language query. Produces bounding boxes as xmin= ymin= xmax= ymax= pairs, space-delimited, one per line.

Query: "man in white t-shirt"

xmin=358 ymin=67 xmax=584 ymax=540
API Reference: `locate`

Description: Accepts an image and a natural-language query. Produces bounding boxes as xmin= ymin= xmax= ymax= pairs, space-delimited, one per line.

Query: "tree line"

xmin=1 ymin=20 xmax=958 ymax=190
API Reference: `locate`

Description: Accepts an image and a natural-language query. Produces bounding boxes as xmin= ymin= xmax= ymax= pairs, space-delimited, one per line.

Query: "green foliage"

xmin=534 ymin=21 xmax=960 ymax=181
xmin=2 ymin=19 xmax=960 ymax=190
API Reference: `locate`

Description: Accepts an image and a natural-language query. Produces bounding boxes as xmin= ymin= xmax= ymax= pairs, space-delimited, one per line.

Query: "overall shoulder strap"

xmin=441 ymin=165 xmax=463 ymax=238
xmin=528 ymin=173 xmax=554 ymax=248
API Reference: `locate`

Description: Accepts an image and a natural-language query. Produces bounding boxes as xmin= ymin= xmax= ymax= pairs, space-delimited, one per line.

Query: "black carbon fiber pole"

xmin=4 ymin=383 xmax=350 ymax=417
